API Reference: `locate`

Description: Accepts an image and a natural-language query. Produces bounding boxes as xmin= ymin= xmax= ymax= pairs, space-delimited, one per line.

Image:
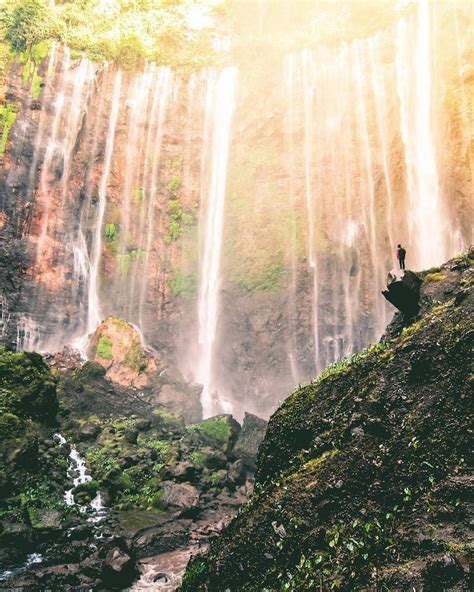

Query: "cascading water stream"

xmin=196 ymin=68 xmax=237 ymax=417
xmin=0 ymin=434 xmax=106 ymax=582
xmin=54 ymin=433 xmax=107 ymax=525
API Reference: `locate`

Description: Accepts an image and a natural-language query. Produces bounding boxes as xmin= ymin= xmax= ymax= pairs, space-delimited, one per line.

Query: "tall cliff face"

xmin=0 ymin=1 xmax=472 ymax=418
xmin=180 ymin=251 xmax=473 ymax=591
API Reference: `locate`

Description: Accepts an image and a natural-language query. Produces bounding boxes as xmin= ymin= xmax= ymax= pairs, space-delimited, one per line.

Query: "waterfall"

xmin=196 ymin=68 xmax=237 ymax=417
xmin=285 ymin=54 xmax=302 ymax=385
xmin=2 ymin=0 xmax=470 ymax=417
xmin=83 ymin=71 xmax=122 ymax=340
xmin=300 ymin=49 xmax=321 ymax=373
xmin=137 ymin=68 xmax=174 ymax=328
xmin=396 ymin=0 xmax=447 ymax=269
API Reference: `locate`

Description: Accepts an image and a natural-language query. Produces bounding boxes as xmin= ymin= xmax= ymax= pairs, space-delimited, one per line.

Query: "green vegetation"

xmin=84 ymin=416 xmax=180 ymax=510
xmin=117 ymin=248 xmax=145 ymax=276
xmin=186 ymin=416 xmax=234 ymax=452
xmin=1 ymin=0 xmax=220 ymax=70
xmin=152 ymin=407 xmax=185 ymax=431
xmin=0 ymin=346 xmax=57 ymax=420
xmin=317 ymin=341 xmax=391 ymax=383
xmin=424 ymin=272 xmax=446 ymax=283
xmin=166 ymin=175 xmax=181 ymax=194
xmin=19 ymin=40 xmax=49 ymax=98
xmin=2 ymin=0 xmax=56 ymax=57
xmin=237 ymin=260 xmax=286 ymax=292
xmin=123 ymin=341 xmax=147 ymax=373
xmin=224 ymin=129 xmax=302 ymax=293
xmin=164 ymin=198 xmax=193 ymax=244
xmin=133 ymin=186 xmax=144 ymax=207
xmin=0 ymin=103 xmax=17 ymax=157
xmin=168 ymin=269 xmax=197 ymax=298
xmin=104 ymin=222 xmax=117 ymax=241
xmin=96 ymin=336 xmax=113 ymax=360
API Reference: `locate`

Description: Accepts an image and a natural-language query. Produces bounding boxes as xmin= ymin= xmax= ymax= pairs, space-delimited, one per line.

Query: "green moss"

xmin=186 ymin=417 xmax=233 ymax=452
xmin=152 ymin=408 xmax=184 ymax=431
xmin=96 ymin=336 xmax=113 ymax=360
xmin=117 ymin=253 xmax=131 ymax=276
xmin=105 ymin=222 xmax=117 ymax=241
xmin=150 ymin=489 xmax=164 ymax=509
xmin=133 ymin=186 xmax=144 ymax=206
xmin=0 ymin=103 xmax=18 ymax=158
xmin=168 ymin=270 xmax=197 ymax=299
xmin=136 ymin=435 xmax=174 ymax=461
xmin=167 ymin=176 xmax=181 ymax=194
xmin=0 ymin=347 xmax=57 ymax=421
xmin=189 ymin=451 xmax=207 ymax=467
xmin=164 ymin=199 xmax=194 ymax=244
xmin=31 ymin=70 xmax=42 ymax=99
xmin=123 ymin=342 xmax=147 ymax=373
xmin=116 ymin=248 xmax=145 ymax=276
xmin=399 ymin=320 xmax=423 ymax=345
xmin=237 ymin=260 xmax=286 ymax=292
xmin=317 ymin=342 xmax=391 ymax=383
xmin=424 ymin=272 xmax=446 ymax=283
xmin=297 ymin=449 xmax=339 ymax=474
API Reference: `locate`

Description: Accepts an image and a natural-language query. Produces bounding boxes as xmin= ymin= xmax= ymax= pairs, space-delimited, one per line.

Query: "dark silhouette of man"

xmin=397 ymin=244 xmax=406 ymax=270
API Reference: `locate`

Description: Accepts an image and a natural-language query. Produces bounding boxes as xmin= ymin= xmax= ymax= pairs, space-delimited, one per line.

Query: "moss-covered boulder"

xmin=0 ymin=347 xmax=58 ymax=423
xmin=185 ymin=415 xmax=241 ymax=456
xmin=181 ymin=252 xmax=473 ymax=591
xmin=87 ymin=316 xmax=161 ymax=388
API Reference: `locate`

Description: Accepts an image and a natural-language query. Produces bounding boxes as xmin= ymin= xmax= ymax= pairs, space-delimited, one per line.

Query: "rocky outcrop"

xmin=233 ymin=413 xmax=268 ymax=470
xmin=181 ymin=252 xmax=473 ymax=591
xmin=88 ymin=316 xmax=162 ymax=388
xmin=382 ymin=270 xmax=422 ymax=317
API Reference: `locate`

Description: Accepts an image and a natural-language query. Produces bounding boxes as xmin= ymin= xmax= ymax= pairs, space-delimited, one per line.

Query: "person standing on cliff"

xmin=397 ymin=244 xmax=406 ymax=270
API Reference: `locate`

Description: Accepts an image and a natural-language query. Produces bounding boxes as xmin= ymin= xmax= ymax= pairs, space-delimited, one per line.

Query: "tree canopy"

xmin=0 ymin=0 xmax=221 ymax=69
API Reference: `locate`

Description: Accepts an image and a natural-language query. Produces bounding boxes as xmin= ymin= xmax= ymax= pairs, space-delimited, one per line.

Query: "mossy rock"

xmin=73 ymin=361 xmax=107 ymax=381
xmin=186 ymin=415 xmax=241 ymax=455
xmin=152 ymin=408 xmax=185 ymax=432
xmin=27 ymin=508 xmax=62 ymax=531
xmin=0 ymin=347 xmax=58 ymax=423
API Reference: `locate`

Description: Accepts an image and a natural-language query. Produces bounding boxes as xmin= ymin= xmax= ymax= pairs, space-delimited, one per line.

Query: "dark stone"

xmin=101 ymin=546 xmax=138 ymax=589
xmin=422 ymin=554 xmax=465 ymax=589
xmin=234 ymin=413 xmax=268 ymax=469
xmin=78 ymin=421 xmax=100 ymax=441
xmin=382 ymin=270 xmax=422 ymax=317
xmin=160 ymin=460 xmax=199 ymax=483
xmin=200 ymin=446 xmax=227 ymax=470
xmin=227 ymin=459 xmax=246 ymax=485
xmin=160 ymin=481 xmax=200 ymax=511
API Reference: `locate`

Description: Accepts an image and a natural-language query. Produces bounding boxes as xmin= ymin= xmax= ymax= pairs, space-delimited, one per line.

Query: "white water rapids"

xmin=54 ymin=433 xmax=107 ymax=524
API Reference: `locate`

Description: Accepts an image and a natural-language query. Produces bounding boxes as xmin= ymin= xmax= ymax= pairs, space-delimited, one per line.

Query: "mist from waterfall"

xmin=196 ymin=68 xmax=237 ymax=417
xmin=2 ymin=0 xmax=471 ymax=418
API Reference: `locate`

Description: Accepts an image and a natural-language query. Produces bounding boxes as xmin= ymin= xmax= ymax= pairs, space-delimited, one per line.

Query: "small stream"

xmin=0 ymin=434 xmax=107 ymax=582
xmin=130 ymin=547 xmax=197 ymax=591
xmin=55 ymin=432 xmax=107 ymax=525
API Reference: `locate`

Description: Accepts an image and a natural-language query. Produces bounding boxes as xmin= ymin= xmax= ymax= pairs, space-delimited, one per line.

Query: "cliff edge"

xmin=181 ymin=250 xmax=473 ymax=591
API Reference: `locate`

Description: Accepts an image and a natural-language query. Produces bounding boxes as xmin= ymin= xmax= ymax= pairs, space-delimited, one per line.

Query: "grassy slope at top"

xmin=181 ymin=251 xmax=473 ymax=591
